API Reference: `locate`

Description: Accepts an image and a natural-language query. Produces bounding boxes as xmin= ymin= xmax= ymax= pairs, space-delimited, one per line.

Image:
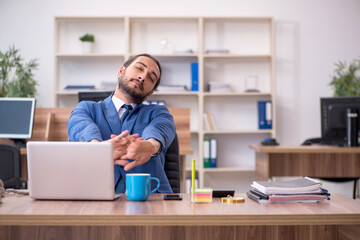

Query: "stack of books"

xmin=208 ymin=81 xmax=231 ymax=93
xmin=247 ymin=177 xmax=330 ymax=203
xmin=156 ymin=85 xmax=188 ymax=92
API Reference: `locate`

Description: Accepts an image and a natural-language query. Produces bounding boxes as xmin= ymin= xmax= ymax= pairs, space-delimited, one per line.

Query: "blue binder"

xmin=210 ymin=138 xmax=217 ymax=168
xmin=191 ymin=62 xmax=199 ymax=91
xmin=258 ymin=101 xmax=272 ymax=129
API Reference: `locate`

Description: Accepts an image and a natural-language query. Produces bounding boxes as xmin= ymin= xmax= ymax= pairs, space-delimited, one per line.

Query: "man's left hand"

xmin=114 ymin=138 xmax=160 ymax=171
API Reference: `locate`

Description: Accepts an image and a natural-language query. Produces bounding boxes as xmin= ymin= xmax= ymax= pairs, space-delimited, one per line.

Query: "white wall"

xmin=1 ymin=0 xmax=360 ymax=145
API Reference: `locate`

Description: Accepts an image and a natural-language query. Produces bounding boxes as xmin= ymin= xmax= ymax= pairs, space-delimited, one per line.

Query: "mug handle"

xmin=150 ymin=177 xmax=160 ymax=193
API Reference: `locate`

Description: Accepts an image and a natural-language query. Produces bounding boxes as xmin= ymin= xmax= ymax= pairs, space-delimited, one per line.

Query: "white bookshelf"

xmin=54 ymin=16 xmax=275 ymax=193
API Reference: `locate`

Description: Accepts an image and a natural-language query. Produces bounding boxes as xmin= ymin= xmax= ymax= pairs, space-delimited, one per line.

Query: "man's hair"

xmin=123 ymin=53 xmax=162 ymax=90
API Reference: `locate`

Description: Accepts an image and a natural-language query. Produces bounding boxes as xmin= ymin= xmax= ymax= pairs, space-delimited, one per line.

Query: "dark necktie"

xmin=120 ymin=104 xmax=133 ymax=124
xmin=115 ymin=104 xmax=133 ymax=193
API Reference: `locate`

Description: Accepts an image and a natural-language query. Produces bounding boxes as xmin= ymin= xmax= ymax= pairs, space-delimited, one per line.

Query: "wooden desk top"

xmin=249 ymin=144 xmax=360 ymax=153
xmin=1 ymin=194 xmax=359 ymax=226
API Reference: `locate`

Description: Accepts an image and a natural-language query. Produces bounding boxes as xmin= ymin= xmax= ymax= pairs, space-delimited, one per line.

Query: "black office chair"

xmin=320 ymin=177 xmax=358 ymax=199
xmin=78 ymin=91 xmax=113 ymax=102
xmin=0 ymin=143 xmax=23 ymax=189
xmin=164 ymin=134 xmax=180 ymax=193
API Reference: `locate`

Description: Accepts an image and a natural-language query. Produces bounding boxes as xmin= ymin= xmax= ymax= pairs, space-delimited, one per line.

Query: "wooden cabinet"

xmin=54 ymin=16 xmax=275 ymax=192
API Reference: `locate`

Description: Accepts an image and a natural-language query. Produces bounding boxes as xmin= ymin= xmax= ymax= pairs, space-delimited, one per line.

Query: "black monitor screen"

xmin=321 ymin=97 xmax=360 ymax=146
xmin=0 ymin=98 xmax=36 ymax=139
xmin=78 ymin=91 xmax=113 ymax=102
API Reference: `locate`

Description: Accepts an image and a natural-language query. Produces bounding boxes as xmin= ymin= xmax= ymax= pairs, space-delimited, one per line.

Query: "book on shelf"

xmin=143 ymin=100 xmax=166 ymax=106
xmin=191 ymin=62 xmax=199 ymax=91
xmin=258 ymin=100 xmax=272 ymax=129
xmin=156 ymin=84 xmax=188 ymax=92
xmin=64 ymin=85 xmax=95 ymax=90
xmin=247 ymin=177 xmax=330 ymax=203
xmin=172 ymin=49 xmax=194 ymax=54
xmin=208 ymin=81 xmax=231 ymax=93
xmin=205 ymin=49 xmax=230 ymax=54
xmin=203 ymin=112 xmax=218 ymax=131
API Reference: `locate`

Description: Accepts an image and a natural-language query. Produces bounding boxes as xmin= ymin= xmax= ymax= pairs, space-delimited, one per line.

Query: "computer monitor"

xmin=0 ymin=97 xmax=36 ymax=139
xmin=321 ymin=97 xmax=360 ymax=146
xmin=78 ymin=91 xmax=113 ymax=102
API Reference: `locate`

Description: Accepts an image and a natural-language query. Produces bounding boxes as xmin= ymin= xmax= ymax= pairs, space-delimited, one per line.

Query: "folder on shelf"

xmin=258 ymin=100 xmax=272 ymax=129
xmin=191 ymin=62 xmax=199 ymax=91
xmin=210 ymin=138 xmax=217 ymax=168
xmin=203 ymin=139 xmax=210 ymax=168
xmin=64 ymin=85 xmax=95 ymax=90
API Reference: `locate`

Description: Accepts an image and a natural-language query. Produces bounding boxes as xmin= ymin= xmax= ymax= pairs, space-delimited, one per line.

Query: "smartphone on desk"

xmin=163 ymin=194 xmax=183 ymax=200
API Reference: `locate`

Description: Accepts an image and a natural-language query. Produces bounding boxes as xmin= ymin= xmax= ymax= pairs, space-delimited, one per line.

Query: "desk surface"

xmin=1 ymin=193 xmax=360 ymax=226
xmin=249 ymin=144 xmax=360 ymax=153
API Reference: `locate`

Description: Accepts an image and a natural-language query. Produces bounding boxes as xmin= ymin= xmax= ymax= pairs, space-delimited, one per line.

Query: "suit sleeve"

xmin=141 ymin=106 xmax=176 ymax=152
xmin=67 ymin=101 xmax=103 ymax=142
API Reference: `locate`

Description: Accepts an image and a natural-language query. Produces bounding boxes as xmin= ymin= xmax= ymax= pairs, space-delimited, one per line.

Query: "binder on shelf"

xmin=191 ymin=62 xmax=199 ymax=91
xmin=203 ymin=139 xmax=210 ymax=168
xmin=210 ymin=138 xmax=217 ymax=168
xmin=258 ymin=100 xmax=272 ymax=129
xmin=64 ymin=85 xmax=95 ymax=90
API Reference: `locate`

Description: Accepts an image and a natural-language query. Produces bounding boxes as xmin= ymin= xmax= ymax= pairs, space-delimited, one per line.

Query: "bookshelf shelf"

xmin=203 ymin=54 xmax=272 ymax=58
xmin=203 ymin=92 xmax=272 ymax=97
xmin=152 ymin=91 xmax=199 ymax=96
xmin=54 ymin=16 xmax=275 ymax=193
xmin=203 ymin=129 xmax=273 ymax=135
xmin=203 ymin=167 xmax=255 ymax=173
xmin=56 ymin=53 xmax=125 ymax=58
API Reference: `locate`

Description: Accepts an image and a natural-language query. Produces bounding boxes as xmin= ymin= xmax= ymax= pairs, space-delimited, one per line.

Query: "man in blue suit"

xmin=67 ymin=54 xmax=176 ymax=193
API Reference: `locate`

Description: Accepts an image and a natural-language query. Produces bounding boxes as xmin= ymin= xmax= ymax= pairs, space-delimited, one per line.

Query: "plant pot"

xmin=81 ymin=42 xmax=93 ymax=54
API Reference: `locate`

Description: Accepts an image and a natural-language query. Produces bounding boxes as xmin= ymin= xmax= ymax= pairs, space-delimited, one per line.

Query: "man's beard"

xmin=117 ymin=75 xmax=152 ymax=104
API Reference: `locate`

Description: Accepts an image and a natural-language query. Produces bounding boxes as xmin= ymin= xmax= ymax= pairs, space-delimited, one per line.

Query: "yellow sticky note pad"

xmin=193 ymin=188 xmax=212 ymax=203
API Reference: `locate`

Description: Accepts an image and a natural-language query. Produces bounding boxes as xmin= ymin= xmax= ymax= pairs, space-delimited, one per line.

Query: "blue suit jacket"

xmin=67 ymin=96 xmax=176 ymax=193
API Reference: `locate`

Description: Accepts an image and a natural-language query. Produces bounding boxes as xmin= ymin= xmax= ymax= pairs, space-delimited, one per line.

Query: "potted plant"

xmin=0 ymin=46 xmax=38 ymax=97
xmin=329 ymin=57 xmax=360 ymax=96
xmin=79 ymin=33 xmax=95 ymax=54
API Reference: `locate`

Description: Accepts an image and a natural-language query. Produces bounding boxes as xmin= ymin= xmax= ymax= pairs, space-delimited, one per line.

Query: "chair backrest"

xmin=78 ymin=91 xmax=113 ymax=103
xmin=164 ymin=134 xmax=180 ymax=193
xmin=30 ymin=108 xmax=72 ymax=141
xmin=0 ymin=143 xmax=21 ymax=189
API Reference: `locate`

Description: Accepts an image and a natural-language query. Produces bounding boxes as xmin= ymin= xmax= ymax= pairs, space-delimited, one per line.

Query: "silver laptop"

xmin=27 ymin=141 xmax=119 ymax=200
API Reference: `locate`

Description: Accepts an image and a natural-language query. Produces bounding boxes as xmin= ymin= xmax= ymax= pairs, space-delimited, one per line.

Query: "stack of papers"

xmin=247 ymin=177 xmax=330 ymax=203
xmin=208 ymin=82 xmax=231 ymax=93
xmin=156 ymin=85 xmax=188 ymax=92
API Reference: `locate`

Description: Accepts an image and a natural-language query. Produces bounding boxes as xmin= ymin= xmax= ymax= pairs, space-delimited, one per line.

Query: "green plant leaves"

xmin=0 ymin=46 xmax=38 ymax=98
xmin=79 ymin=33 xmax=95 ymax=42
xmin=329 ymin=57 xmax=360 ymax=96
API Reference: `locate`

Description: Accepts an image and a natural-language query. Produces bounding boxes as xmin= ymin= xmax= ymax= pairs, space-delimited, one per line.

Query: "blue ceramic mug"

xmin=126 ymin=173 xmax=160 ymax=201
